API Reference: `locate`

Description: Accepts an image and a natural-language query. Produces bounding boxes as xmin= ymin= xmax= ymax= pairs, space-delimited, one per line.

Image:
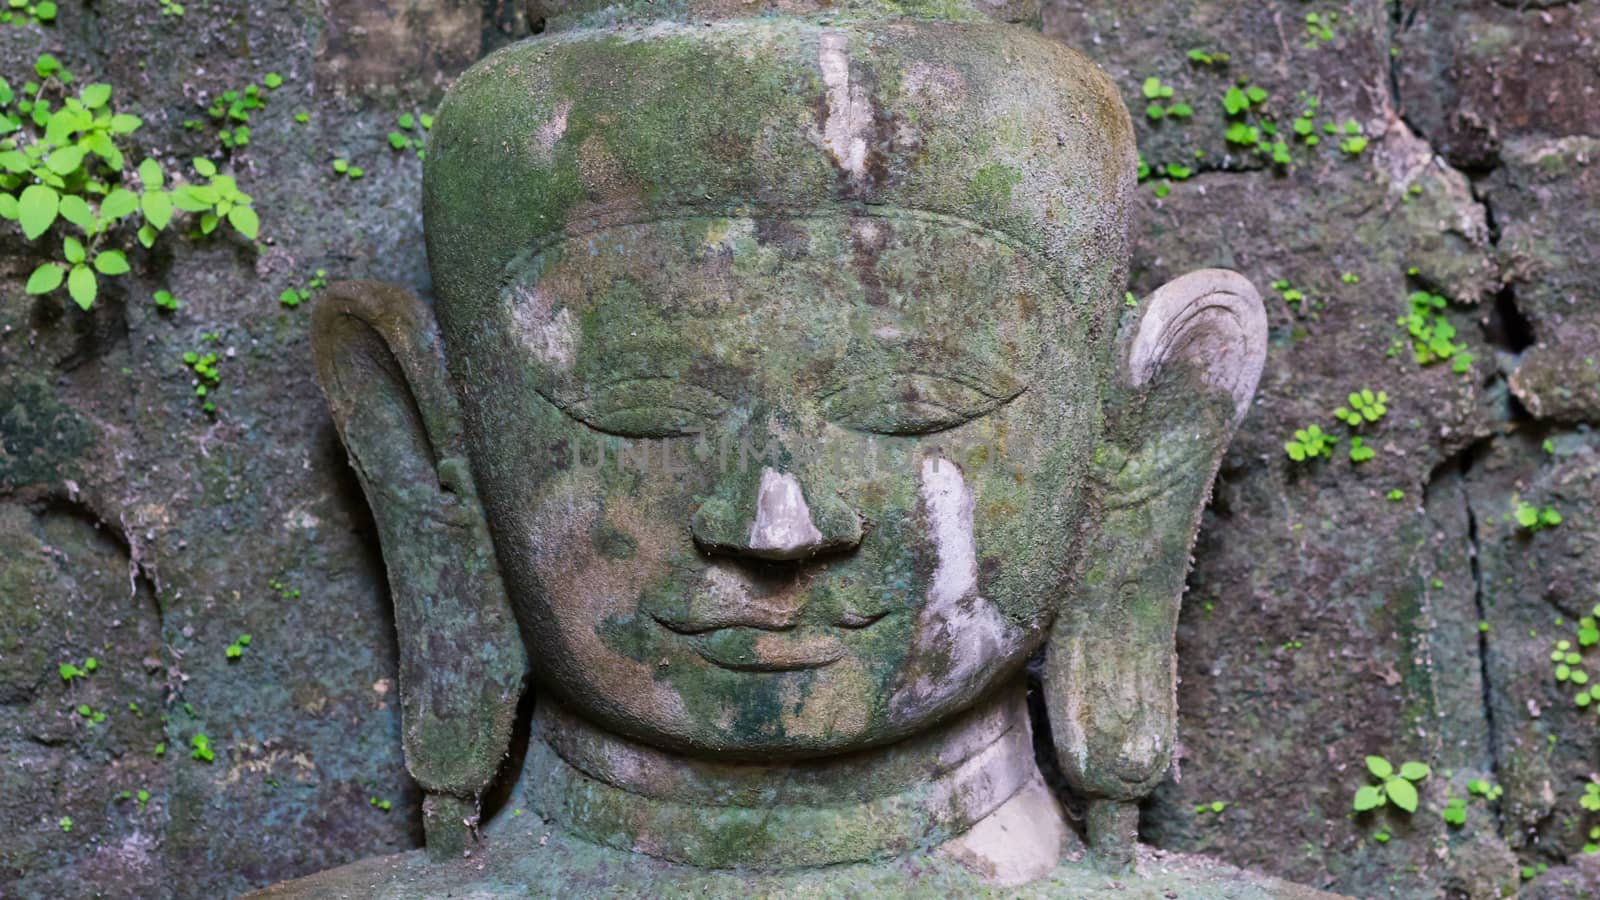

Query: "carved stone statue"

xmin=260 ymin=0 xmax=1311 ymax=894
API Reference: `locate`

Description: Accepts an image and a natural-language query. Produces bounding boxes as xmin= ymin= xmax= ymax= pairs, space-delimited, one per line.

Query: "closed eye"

xmin=559 ymin=377 xmax=729 ymax=438
xmin=819 ymin=371 xmax=1024 ymax=435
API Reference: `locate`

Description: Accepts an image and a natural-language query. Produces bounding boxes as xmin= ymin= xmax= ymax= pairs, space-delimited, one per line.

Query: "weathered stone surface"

xmin=1487 ymin=137 xmax=1600 ymax=425
xmin=1397 ymin=0 xmax=1600 ymax=170
xmin=3 ymin=0 xmax=1599 ymax=897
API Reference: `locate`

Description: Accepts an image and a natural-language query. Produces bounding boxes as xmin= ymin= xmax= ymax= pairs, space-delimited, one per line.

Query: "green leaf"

xmin=1384 ymin=777 xmax=1418 ymax=813
xmin=58 ymin=194 xmax=91 ymax=230
xmin=93 ymin=249 xmax=129 ymax=275
xmin=102 ymin=188 xmax=139 ymax=220
xmin=18 ymin=183 xmax=59 ymax=240
xmin=25 ymin=263 xmax=64 ymax=294
xmin=137 ymin=224 xmax=157 ymax=248
xmin=81 ymin=83 xmax=112 ymax=109
xmin=1223 ymin=86 xmax=1249 ymax=115
xmin=141 ymin=190 xmax=172 ymax=230
xmin=67 ymin=264 xmax=96 ymax=310
xmin=192 ymin=157 xmax=217 ymax=178
xmin=138 ymin=158 xmax=164 ymax=189
xmin=45 ymin=144 xmax=86 ymax=176
xmin=200 ymin=212 xmax=218 ymax=235
xmin=110 ymin=113 xmax=143 ymax=134
xmin=263 ymin=72 xmax=284 ymax=89
xmin=227 ymin=204 xmax=259 ymax=240
xmin=171 ymin=185 xmax=214 ymax=212
xmin=0 ymin=193 xmax=16 ymax=221
xmin=62 ymin=236 xmax=84 ymax=263
xmin=1398 ymin=761 xmax=1430 ymax=782
xmin=1141 ymin=76 xmax=1162 ymax=100
xmin=1353 ymin=785 xmax=1384 ymax=812
xmin=0 ymin=150 xmax=27 ymax=173
xmin=1365 ymin=756 xmax=1393 ymax=779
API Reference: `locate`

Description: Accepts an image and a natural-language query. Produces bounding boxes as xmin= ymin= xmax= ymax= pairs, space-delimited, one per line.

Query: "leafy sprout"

xmin=1352 ymin=755 xmax=1429 ymax=814
xmin=1335 ymin=389 xmax=1388 ymax=427
xmin=1513 ymin=500 xmax=1561 ymax=532
xmin=1285 ymin=424 xmax=1336 ymax=462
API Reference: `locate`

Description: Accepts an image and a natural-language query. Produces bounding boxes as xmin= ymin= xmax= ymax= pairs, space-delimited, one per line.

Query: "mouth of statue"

xmin=651 ymin=611 xmax=888 ymax=672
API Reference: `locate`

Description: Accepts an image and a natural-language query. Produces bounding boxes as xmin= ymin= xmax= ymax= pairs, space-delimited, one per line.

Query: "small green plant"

xmin=1268 ymin=279 xmax=1305 ymax=306
xmin=330 ymin=158 xmax=364 ymax=180
xmin=2 ymin=1 xmax=56 ymax=26
xmin=1353 ymin=756 xmax=1429 ymax=814
xmin=57 ymin=656 xmax=95 ymax=681
xmin=267 ymin=577 xmax=302 ymax=600
xmin=225 ymin=633 xmax=251 ymax=659
xmin=171 ymin=157 xmax=259 ymax=240
xmin=153 ymin=289 xmax=177 ymax=311
xmin=182 ymin=343 xmax=221 ymax=413
xmin=202 ymin=79 xmax=274 ymax=151
xmin=1186 ymin=48 xmax=1229 ymax=66
xmin=1335 ymin=389 xmax=1387 ymax=427
xmin=1339 ymin=126 xmax=1368 ymax=156
xmin=279 ymin=268 xmax=326 ymax=307
xmin=57 ymin=815 xmax=71 ymax=832
xmin=1304 ymin=10 xmax=1338 ymax=44
xmin=1348 ymin=436 xmax=1375 ymax=463
xmin=370 ymin=797 xmax=392 ymax=811
xmin=386 ymin=110 xmax=433 ymax=157
xmin=158 ymin=0 xmax=185 ymax=15
xmin=1192 ymin=800 xmax=1227 ymax=814
xmin=1387 ymin=489 xmax=1405 ymax=502
xmin=76 ymin=703 xmax=106 ymax=725
xmin=1514 ymin=500 xmax=1561 ymax=532
xmin=1396 ymin=290 xmax=1472 ymax=374
xmin=1441 ymin=797 xmax=1466 ymax=826
xmin=190 ymin=733 xmax=214 ymax=763
xmin=1285 ymin=425 xmax=1336 ymax=462
xmin=1467 ymin=778 xmax=1503 ymax=801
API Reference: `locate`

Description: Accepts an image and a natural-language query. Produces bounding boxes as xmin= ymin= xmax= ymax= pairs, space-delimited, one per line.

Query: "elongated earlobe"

xmin=1044 ymin=270 xmax=1266 ymax=872
xmin=311 ymin=281 xmax=526 ymax=860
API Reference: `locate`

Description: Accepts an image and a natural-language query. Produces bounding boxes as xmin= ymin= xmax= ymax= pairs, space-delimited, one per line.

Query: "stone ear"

xmin=311 ymin=282 xmax=526 ymax=859
xmin=1043 ymin=270 xmax=1265 ymax=871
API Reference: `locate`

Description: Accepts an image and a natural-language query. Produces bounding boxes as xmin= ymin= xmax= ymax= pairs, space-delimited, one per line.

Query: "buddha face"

xmin=444 ymin=209 xmax=1103 ymax=758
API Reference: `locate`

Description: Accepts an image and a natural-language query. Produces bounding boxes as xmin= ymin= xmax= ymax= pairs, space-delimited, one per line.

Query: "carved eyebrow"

xmin=814 ymin=365 xmax=1026 ymax=404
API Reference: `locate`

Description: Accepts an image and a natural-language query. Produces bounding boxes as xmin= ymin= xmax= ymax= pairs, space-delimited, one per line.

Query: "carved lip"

xmin=653 ymin=613 xmax=886 ymax=673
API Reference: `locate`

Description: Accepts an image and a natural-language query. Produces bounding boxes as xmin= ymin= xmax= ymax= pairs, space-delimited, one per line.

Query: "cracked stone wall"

xmin=1045 ymin=1 xmax=1600 ymax=897
xmin=0 ymin=1 xmax=1595 ymax=897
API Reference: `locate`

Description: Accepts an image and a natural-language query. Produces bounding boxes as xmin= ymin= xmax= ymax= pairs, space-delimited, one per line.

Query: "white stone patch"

xmin=510 ymin=283 xmax=576 ymax=372
xmin=748 ymin=468 xmax=824 ymax=556
xmin=818 ymin=32 xmax=872 ymax=181
xmin=536 ymin=100 xmax=572 ymax=158
xmin=894 ymin=457 xmax=1016 ymax=718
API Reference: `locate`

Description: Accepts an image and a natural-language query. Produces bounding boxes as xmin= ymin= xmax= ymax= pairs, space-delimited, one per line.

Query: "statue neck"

xmin=518 ymin=682 xmax=1043 ymax=869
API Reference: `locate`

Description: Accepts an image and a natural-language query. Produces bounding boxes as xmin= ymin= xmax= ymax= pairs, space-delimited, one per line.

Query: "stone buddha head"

xmin=309 ymin=0 xmax=1266 ymax=880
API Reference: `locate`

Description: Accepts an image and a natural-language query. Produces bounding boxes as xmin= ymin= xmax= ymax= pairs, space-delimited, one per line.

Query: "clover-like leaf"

xmin=1353 ymin=784 xmax=1384 ymax=812
xmin=1365 ymin=756 xmax=1393 ymax=779
xmin=1398 ymin=761 xmax=1430 ymax=782
xmin=1384 ymin=777 xmax=1418 ymax=813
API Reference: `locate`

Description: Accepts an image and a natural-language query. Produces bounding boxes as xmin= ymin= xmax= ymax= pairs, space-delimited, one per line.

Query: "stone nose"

xmin=691 ymin=467 xmax=862 ymax=561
